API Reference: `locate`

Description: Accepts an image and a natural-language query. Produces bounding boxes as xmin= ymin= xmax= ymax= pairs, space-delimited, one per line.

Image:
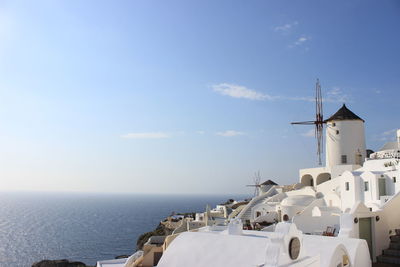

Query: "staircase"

xmin=237 ymin=197 xmax=266 ymax=222
xmin=377 ymin=232 xmax=400 ymax=265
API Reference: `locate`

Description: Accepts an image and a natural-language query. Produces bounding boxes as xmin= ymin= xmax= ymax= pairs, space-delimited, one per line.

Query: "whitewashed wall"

xmin=326 ymin=120 xmax=366 ymax=169
xmin=293 ymin=199 xmax=340 ymax=234
xmin=340 ymin=171 xmax=362 ymax=212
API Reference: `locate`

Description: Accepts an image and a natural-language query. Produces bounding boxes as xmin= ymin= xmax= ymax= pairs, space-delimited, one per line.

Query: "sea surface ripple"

xmin=0 ymin=192 xmax=247 ymax=267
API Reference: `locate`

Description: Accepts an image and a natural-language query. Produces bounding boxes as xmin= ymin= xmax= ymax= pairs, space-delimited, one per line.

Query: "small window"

xmin=394 ymin=177 xmax=396 ymax=183
xmin=341 ymin=155 xmax=347 ymax=164
xmin=336 ymin=130 xmax=340 ymax=135
xmin=364 ymin=181 xmax=369 ymax=191
xmin=345 ymin=182 xmax=349 ymax=191
xmin=332 ymin=122 xmax=336 ymax=127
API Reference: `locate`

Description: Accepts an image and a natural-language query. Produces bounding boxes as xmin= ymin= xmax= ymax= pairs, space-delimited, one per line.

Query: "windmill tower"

xmin=292 ymin=79 xmax=366 ymax=169
xmin=325 ymin=104 xmax=366 ymax=168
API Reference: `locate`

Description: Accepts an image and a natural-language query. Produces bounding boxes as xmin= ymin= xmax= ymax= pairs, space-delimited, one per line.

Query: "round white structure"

xmin=325 ymin=104 xmax=366 ymax=169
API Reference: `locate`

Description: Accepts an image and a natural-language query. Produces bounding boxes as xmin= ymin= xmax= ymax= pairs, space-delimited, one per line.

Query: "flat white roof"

xmin=158 ymin=230 xmax=370 ymax=267
xmin=96 ymin=258 xmax=127 ymax=267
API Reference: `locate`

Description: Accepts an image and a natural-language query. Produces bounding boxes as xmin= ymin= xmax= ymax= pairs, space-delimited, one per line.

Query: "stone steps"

xmin=377 ymin=254 xmax=400 ymax=265
xmin=377 ymin=232 xmax=400 ymax=266
xmin=383 ymin=249 xmax=400 ymax=257
xmin=390 ymin=242 xmax=400 ymax=250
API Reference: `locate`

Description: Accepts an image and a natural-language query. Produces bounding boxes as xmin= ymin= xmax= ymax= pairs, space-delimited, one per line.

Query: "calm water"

xmin=0 ymin=192 xmax=247 ymax=267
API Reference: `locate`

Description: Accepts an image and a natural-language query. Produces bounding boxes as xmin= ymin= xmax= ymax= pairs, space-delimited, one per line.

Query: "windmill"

xmin=246 ymin=171 xmax=262 ymax=197
xmin=291 ymin=79 xmax=325 ymax=165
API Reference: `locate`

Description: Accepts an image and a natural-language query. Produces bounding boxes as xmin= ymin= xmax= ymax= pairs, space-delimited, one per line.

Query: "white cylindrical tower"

xmin=397 ymin=129 xmax=400 ymax=144
xmin=325 ymin=104 xmax=366 ymax=169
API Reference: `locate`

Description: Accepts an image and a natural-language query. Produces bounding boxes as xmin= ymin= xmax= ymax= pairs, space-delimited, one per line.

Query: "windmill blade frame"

xmin=291 ymin=79 xmax=325 ymax=165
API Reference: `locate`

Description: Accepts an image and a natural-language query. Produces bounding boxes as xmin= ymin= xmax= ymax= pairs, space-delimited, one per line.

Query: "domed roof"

xmin=280 ymin=195 xmax=315 ymax=206
xmin=325 ymin=104 xmax=364 ymax=122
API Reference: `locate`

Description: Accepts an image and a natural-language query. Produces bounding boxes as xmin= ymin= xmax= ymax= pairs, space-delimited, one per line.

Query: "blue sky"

xmin=0 ymin=0 xmax=399 ymax=194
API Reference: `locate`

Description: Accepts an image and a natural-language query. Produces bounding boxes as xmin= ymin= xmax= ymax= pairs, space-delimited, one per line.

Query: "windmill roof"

xmin=261 ymin=180 xmax=278 ymax=185
xmin=324 ymin=104 xmax=364 ymax=122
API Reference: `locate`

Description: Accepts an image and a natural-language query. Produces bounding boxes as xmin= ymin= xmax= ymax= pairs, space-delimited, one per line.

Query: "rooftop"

xmin=261 ymin=180 xmax=278 ymax=186
xmin=325 ymin=104 xmax=364 ymax=122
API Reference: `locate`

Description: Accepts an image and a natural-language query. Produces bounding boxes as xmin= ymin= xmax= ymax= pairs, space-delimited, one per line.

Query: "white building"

xmin=300 ymin=104 xmax=367 ymax=188
xmin=98 ymin=104 xmax=400 ymax=266
xmin=237 ymin=104 xmax=400 ymax=265
xmin=158 ymin=222 xmax=370 ymax=267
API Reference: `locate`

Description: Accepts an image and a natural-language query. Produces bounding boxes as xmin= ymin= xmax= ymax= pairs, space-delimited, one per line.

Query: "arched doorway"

xmin=301 ymin=174 xmax=314 ymax=187
xmin=316 ymin=173 xmax=331 ymax=185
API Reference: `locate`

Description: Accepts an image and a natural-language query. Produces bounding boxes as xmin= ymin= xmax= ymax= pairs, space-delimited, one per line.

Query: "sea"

xmin=0 ymin=192 xmax=248 ymax=267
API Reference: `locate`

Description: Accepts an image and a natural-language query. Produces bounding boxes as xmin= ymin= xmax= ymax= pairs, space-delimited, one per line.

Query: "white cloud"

xmin=302 ymin=129 xmax=315 ymax=137
xmin=274 ymin=21 xmax=299 ymax=34
xmin=121 ymin=132 xmax=170 ymax=139
xmin=212 ymin=83 xmax=275 ymax=101
xmin=196 ymin=131 xmax=205 ymax=135
xmin=216 ymin=130 xmax=244 ymax=137
xmin=211 ymin=83 xmax=352 ymax=104
xmin=376 ymin=129 xmax=397 ymax=142
xmin=325 ymin=87 xmax=350 ymax=103
xmin=287 ymin=87 xmax=350 ymax=103
xmin=382 ymin=129 xmax=397 ymax=136
xmin=292 ymin=35 xmax=310 ymax=47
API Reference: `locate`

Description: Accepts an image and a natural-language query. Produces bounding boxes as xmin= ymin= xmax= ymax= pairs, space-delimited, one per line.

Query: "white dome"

xmin=281 ymin=195 xmax=315 ymax=207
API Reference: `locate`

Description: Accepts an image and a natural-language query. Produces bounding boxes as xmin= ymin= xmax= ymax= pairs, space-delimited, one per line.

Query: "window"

xmin=345 ymin=182 xmax=350 ymax=191
xmin=332 ymin=122 xmax=336 ymax=127
xmin=341 ymin=155 xmax=347 ymax=164
xmin=356 ymin=152 xmax=362 ymax=165
xmin=336 ymin=130 xmax=340 ymax=135
xmin=364 ymin=181 xmax=369 ymax=191
xmin=394 ymin=177 xmax=397 ymax=183
xmin=343 ymin=254 xmax=350 ymax=266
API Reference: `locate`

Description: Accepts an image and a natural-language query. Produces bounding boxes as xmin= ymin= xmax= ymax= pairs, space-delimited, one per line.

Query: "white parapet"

xmin=227 ymin=218 xmax=243 ymax=235
xmin=96 ymin=258 xmax=127 ymax=267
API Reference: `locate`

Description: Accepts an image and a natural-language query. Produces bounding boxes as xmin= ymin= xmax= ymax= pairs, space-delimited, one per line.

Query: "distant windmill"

xmin=291 ymin=79 xmax=325 ymax=165
xmin=246 ymin=171 xmax=262 ymax=197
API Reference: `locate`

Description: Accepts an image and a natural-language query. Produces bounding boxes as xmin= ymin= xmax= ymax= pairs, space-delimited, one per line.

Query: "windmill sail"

xmin=246 ymin=171 xmax=262 ymax=197
xmin=291 ymin=79 xmax=324 ymax=165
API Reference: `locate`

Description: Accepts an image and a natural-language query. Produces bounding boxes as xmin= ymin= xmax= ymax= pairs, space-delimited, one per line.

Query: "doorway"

xmin=359 ymin=217 xmax=373 ymax=259
xmin=379 ymin=179 xmax=386 ymax=197
xmin=153 ymin=252 xmax=163 ymax=266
